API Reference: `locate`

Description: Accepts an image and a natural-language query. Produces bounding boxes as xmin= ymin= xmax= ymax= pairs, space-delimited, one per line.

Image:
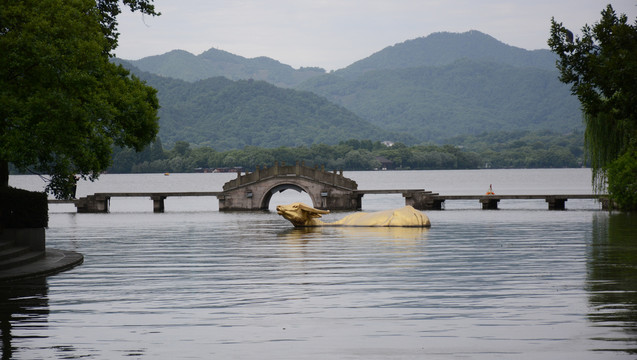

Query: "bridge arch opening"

xmin=263 ymin=184 xmax=314 ymax=211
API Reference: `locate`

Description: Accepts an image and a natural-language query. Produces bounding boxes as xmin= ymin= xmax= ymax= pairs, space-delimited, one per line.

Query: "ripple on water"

xmin=3 ymin=171 xmax=636 ymax=359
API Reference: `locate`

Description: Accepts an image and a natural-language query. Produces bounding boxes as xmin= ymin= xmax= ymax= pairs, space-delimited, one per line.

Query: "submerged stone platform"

xmin=0 ymin=228 xmax=83 ymax=282
xmin=0 ymin=248 xmax=83 ymax=282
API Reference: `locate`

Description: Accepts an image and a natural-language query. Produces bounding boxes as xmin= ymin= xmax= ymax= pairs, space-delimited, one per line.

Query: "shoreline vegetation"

xmin=102 ymin=130 xmax=584 ymax=174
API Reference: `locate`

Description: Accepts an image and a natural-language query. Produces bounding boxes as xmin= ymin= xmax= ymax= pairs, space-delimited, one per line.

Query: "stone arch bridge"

xmin=66 ymin=162 xmax=602 ymax=213
xmin=71 ymin=162 xmax=431 ymax=213
xmin=219 ymin=162 xmax=363 ymax=211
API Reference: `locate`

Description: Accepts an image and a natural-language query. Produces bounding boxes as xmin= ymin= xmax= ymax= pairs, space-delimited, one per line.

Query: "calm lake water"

xmin=3 ymin=169 xmax=637 ymax=359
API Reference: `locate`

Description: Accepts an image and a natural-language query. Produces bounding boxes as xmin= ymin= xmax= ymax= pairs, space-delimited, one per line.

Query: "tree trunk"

xmin=0 ymin=160 xmax=8 ymax=189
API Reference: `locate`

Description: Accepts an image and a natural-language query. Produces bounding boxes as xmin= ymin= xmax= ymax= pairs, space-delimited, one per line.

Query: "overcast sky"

xmin=115 ymin=0 xmax=637 ymax=71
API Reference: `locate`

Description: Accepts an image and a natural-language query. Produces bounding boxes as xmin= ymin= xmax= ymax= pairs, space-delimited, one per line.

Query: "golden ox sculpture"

xmin=276 ymin=202 xmax=431 ymax=228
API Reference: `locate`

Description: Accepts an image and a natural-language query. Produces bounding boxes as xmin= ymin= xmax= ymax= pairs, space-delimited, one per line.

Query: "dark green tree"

xmin=549 ymin=4 xmax=637 ymax=209
xmin=171 ymin=141 xmax=192 ymax=157
xmin=0 ymin=0 xmax=160 ymax=198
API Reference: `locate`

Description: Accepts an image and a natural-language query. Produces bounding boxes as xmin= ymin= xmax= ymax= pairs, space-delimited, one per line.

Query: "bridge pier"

xmin=546 ymin=196 xmax=567 ymax=210
xmin=480 ymin=197 xmax=500 ymax=210
xmin=322 ymin=191 xmax=361 ymax=210
xmin=151 ymin=195 xmax=167 ymax=213
xmin=599 ymin=198 xmax=613 ymax=211
xmin=403 ymin=191 xmax=438 ymax=210
xmin=75 ymin=195 xmax=110 ymax=213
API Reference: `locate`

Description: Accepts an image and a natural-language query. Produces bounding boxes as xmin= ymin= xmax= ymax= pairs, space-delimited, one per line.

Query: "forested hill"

xmin=333 ymin=30 xmax=557 ymax=78
xmin=296 ymin=31 xmax=582 ymax=142
xmin=126 ymin=48 xmax=325 ymax=87
xmin=297 ymin=59 xmax=582 ymax=142
xmin=119 ymin=30 xmax=582 ymax=146
xmin=122 ymin=63 xmax=397 ymax=150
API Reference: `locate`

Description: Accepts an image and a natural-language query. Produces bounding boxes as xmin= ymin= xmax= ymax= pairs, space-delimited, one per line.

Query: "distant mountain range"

xmin=119 ymin=30 xmax=583 ymax=149
xmin=128 ymin=48 xmax=325 ymax=88
xmin=334 ymin=30 xmax=558 ymax=78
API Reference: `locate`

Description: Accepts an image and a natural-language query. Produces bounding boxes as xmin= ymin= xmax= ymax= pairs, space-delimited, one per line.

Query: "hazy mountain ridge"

xmin=125 ymin=31 xmax=558 ymax=83
xmin=128 ymin=48 xmax=325 ymax=87
xmin=333 ymin=31 xmax=557 ymax=78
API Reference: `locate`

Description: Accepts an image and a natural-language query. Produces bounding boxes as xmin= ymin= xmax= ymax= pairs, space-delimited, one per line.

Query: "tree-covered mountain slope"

xmin=333 ymin=30 xmax=558 ymax=78
xmin=124 ymin=65 xmax=396 ymax=150
xmin=125 ymin=48 xmax=325 ymax=87
xmin=297 ymin=59 xmax=582 ymax=142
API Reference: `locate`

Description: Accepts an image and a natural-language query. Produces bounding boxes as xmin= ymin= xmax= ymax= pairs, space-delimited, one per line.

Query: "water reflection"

xmin=0 ymin=278 xmax=49 ymax=359
xmin=277 ymin=226 xmax=430 ymax=274
xmin=587 ymin=212 xmax=637 ymax=354
xmin=277 ymin=226 xmax=429 ymax=257
xmin=277 ymin=226 xmax=429 ymax=242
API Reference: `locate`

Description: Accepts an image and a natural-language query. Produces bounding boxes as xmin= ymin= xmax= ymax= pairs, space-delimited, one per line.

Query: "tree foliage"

xmin=549 ymin=4 xmax=637 ymax=209
xmin=446 ymin=130 xmax=584 ymax=168
xmin=606 ymin=149 xmax=637 ymax=211
xmin=0 ymin=0 xmax=160 ymax=198
xmin=104 ymin=131 xmax=583 ymax=174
